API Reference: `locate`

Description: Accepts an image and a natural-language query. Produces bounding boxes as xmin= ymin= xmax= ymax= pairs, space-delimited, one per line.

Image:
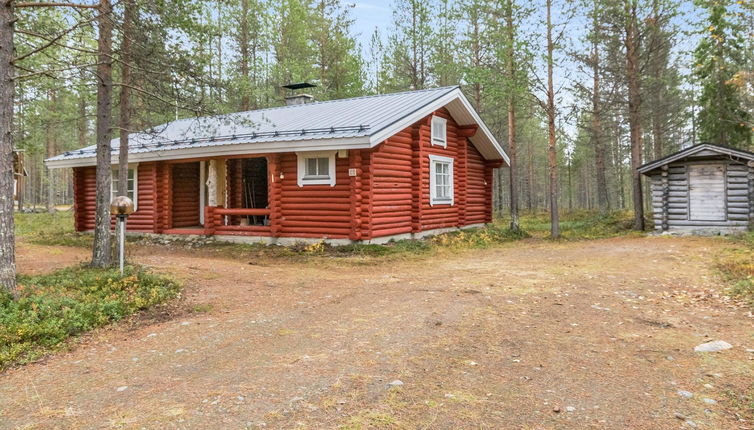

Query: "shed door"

xmin=688 ymin=164 xmax=726 ymax=221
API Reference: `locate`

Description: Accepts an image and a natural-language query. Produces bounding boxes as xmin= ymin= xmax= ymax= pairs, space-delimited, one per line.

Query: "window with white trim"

xmin=296 ymin=151 xmax=336 ymax=187
xmin=429 ymin=155 xmax=454 ymax=205
xmin=431 ymin=115 xmax=447 ymax=147
xmin=111 ymin=164 xmax=138 ymax=210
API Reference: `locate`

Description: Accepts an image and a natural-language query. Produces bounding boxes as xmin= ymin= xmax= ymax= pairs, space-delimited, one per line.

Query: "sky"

xmin=351 ymin=0 xmax=394 ymax=39
xmin=344 ymin=0 xmax=711 ymax=145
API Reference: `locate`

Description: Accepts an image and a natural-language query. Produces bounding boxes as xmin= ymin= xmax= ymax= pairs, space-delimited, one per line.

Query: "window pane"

xmin=306 ymin=158 xmax=317 ymax=176
xmin=317 ymin=157 xmax=329 ymax=176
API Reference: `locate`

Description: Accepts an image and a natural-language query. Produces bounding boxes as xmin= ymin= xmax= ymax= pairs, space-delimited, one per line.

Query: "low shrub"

xmin=0 ymin=266 xmax=180 ymax=370
xmin=717 ymin=232 xmax=754 ymax=304
xmin=431 ymin=224 xmax=529 ymax=248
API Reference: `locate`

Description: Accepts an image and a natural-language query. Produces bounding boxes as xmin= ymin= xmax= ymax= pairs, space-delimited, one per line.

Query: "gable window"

xmin=429 ymin=155 xmax=454 ymax=206
xmin=111 ymin=164 xmax=138 ymax=210
xmin=296 ymin=151 xmax=336 ymax=187
xmin=431 ymin=115 xmax=447 ymax=147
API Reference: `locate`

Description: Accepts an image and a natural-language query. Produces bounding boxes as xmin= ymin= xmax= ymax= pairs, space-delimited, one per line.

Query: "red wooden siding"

xmin=73 ymin=166 xmax=96 ymax=231
xmin=122 ymin=162 xmax=158 ymax=232
xmin=369 ymin=129 xmax=414 ymax=237
xmin=277 ymin=153 xmax=352 ymax=238
xmin=171 ymin=162 xmax=200 ymax=227
xmin=71 ymin=109 xmax=498 ymax=239
xmin=466 ymin=144 xmax=488 ymax=225
xmin=74 ymin=163 xmax=158 ymax=233
xmin=420 ymin=109 xmax=460 ymax=230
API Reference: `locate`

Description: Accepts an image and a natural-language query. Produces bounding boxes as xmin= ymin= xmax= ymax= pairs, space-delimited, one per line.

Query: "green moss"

xmin=14 ymin=211 xmax=92 ymax=247
xmin=1 ymin=266 xmax=180 ymax=370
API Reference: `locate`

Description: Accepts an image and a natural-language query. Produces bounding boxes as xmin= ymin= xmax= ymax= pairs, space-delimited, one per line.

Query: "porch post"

xmin=207 ymin=159 xmax=218 ymax=207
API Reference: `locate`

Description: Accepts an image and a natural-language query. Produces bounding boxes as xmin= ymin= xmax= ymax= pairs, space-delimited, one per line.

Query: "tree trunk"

xmin=118 ymin=0 xmax=134 ymax=197
xmin=239 ymin=0 xmax=250 ymax=111
xmin=78 ymin=68 xmax=87 ymax=148
xmin=625 ymin=0 xmax=645 ymax=231
xmin=92 ymin=0 xmax=114 ymax=268
xmin=506 ymin=1 xmax=519 ymax=231
xmin=46 ymin=90 xmax=57 ymax=213
xmin=591 ymin=4 xmax=609 ymax=215
xmin=527 ymin=137 xmax=533 ymax=211
xmin=546 ymin=0 xmax=559 ymax=238
xmin=0 ymin=0 xmax=16 ymax=295
xmin=648 ymin=0 xmax=665 ymax=160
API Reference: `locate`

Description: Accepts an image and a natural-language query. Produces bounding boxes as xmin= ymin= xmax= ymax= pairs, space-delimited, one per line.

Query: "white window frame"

xmin=296 ymin=151 xmax=337 ymax=187
xmin=431 ymin=115 xmax=447 ymax=147
xmin=111 ymin=163 xmax=139 ymax=211
xmin=429 ymin=154 xmax=454 ymax=206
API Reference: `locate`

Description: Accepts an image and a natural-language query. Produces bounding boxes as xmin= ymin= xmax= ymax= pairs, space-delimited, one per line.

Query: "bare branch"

xmin=14 ymin=2 xmax=98 ymax=8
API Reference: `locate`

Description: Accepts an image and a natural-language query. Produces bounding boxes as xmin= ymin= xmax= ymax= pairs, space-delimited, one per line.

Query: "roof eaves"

xmin=638 ymin=143 xmax=754 ymax=174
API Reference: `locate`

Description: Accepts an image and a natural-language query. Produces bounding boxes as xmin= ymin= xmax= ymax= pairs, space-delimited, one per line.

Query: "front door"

xmin=688 ymin=164 xmax=726 ymax=221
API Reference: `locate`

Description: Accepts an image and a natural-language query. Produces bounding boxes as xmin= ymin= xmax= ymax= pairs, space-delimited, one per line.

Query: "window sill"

xmin=430 ymin=200 xmax=454 ymax=206
xmin=300 ymin=178 xmax=334 ymax=186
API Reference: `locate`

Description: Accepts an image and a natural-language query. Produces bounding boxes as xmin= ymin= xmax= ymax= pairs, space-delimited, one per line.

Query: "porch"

xmin=161 ymin=156 xmax=275 ymax=237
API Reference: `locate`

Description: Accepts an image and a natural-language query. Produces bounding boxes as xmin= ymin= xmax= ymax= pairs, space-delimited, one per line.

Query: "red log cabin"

xmin=46 ymin=86 xmax=510 ymax=244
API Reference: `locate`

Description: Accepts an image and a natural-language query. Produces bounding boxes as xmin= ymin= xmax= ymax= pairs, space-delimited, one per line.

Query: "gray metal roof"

xmin=47 ymin=86 xmax=508 ymax=168
xmin=638 ymin=143 xmax=754 ymax=174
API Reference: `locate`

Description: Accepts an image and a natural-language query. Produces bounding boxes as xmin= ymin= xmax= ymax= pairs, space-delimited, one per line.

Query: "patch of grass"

xmin=190 ymin=303 xmax=214 ymax=314
xmin=717 ymin=232 xmax=754 ymax=303
xmin=0 ymin=266 xmax=180 ymax=370
xmin=503 ymin=209 xmax=643 ymax=240
xmin=14 ymin=210 xmax=91 ymax=247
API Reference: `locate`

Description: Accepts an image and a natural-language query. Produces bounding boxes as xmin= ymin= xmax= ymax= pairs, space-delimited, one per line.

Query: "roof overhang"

xmin=638 ymin=143 xmax=754 ymax=175
xmin=368 ymin=87 xmax=509 ymax=165
xmin=45 ymin=136 xmax=371 ymax=169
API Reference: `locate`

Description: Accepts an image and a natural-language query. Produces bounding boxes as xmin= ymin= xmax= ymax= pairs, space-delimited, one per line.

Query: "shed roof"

xmin=46 ymin=86 xmax=508 ymax=168
xmin=638 ymin=143 xmax=754 ymax=175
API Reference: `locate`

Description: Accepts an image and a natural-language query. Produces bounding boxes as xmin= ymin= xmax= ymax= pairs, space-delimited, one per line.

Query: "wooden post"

xmin=349 ymin=150 xmax=363 ymax=241
xmin=661 ymin=165 xmax=669 ymax=231
xmin=748 ymin=161 xmax=754 ymax=231
xmin=410 ymin=121 xmax=424 ymax=233
xmin=207 ymin=159 xmax=218 ymax=207
xmin=267 ymin=154 xmax=282 ymax=236
xmin=204 ymin=206 xmax=215 ymax=235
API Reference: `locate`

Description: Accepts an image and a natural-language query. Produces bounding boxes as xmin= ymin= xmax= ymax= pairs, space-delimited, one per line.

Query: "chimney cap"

xmin=282 ymin=82 xmax=317 ymax=91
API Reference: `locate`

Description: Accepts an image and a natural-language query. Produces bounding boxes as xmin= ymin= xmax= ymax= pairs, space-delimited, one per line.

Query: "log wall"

xmin=649 ymin=159 xmax=753 ymax=231
xmin=277 ymin=152 xmax=353 ymax=238
xmin=74 ymin=163 xmax=159 ymax=233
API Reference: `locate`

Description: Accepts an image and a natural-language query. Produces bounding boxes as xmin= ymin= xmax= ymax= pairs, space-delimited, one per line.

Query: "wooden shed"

xmin=639 ymin=143 xmax=754 ymax=234
xmin=46 ymin=86 xmax=509 ymax=244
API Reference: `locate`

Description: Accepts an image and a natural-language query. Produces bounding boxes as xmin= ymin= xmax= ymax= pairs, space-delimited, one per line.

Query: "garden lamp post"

xmin=110 ymin=196 xmax=134 ymax=275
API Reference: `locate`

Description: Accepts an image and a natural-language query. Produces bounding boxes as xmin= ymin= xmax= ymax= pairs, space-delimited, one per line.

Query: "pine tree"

xmin=693 ymin=0 xmax=752 ymax=147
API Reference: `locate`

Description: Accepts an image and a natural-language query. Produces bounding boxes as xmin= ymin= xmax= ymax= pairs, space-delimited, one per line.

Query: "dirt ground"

xmin=2 ymin=236 xmax=754 ymax=429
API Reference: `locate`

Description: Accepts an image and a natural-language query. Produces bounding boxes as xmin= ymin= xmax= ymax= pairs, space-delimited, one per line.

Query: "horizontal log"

xmin=215 ymin=208 xmax=271 ymax=216
xmin=667 ymin=219 xmax=748 ymax=226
